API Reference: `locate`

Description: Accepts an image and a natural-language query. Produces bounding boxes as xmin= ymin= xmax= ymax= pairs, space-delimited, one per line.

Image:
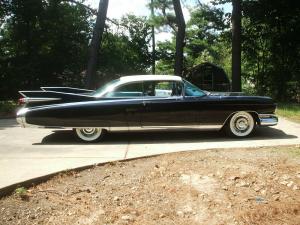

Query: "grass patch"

xmin=15 ymin=187 xmax=30 ymax=201
xmin=285 ymin=146 xmax=300 ymax=158
xmin=276 ymin=103 xmax=300 ymax=123
xmin=271 ymin=145 xmax=300 ymax=158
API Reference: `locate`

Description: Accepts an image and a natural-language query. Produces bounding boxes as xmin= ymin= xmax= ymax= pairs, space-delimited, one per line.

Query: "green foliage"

xmin=95 ymin=14 xmax=152 ymax=85
xmin=186 ymin=3 xmax=231 ymax=73
xmin=0 ymin=0 xmax=93 ymax=99
xmin=148 ymin=0 xmax=176 ymax=32
xmin=155 ymin=2 xmax=231 ymax=76
xmin=156 ymin=0 xmax=300 ymax=102
xmin=15 ymin=187 xmax=30 ymax=200
xmin=0 ymin=101 xmax=17 ymax=113
xmin=0 ymin=0 xmax=299 ymax=102
xmin=0 ymin=2 xmax=152 ymax=99
xmin=15 ymin=187 xmax=27 ymax=195
xmin=155 ymin=40 xmax=175 ymax=74
xmin=241 ymin=0 xmax=300 ymax=101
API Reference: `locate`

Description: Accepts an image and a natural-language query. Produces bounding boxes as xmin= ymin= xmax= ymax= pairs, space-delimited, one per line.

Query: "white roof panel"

xmin=120 ymin=75 xmax=182 ymax=82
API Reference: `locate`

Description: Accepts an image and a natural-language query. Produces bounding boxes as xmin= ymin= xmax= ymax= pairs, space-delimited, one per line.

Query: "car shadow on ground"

xmin=35 ymin=126 xmax=298 ymax=145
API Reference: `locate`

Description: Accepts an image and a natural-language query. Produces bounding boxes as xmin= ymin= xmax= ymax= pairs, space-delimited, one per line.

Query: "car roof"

xmin=93 ymin=75 xmax=183 ymax=97
xmin=120 ymin=75 xmax=183 ymax=82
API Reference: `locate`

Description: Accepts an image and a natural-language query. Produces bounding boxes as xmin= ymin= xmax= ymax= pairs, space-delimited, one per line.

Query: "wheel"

xmin=74 ymin=128 xmax=104 ymax=142
xmin=225 ymin=111 xmax=255 ymax=137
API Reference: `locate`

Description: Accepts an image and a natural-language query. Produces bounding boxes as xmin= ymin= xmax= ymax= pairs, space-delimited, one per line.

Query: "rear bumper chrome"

xmin=258 ymin=114 xmax=278 ymax=126
xmin=16 ymin=108 xmax=29 ymax=128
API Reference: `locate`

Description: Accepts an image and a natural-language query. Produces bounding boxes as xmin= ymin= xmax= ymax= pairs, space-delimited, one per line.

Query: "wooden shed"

xmin=184 ymin=62 xmax=231 ymax=92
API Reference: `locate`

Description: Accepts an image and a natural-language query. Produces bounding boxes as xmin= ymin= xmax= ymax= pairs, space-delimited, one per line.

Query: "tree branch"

xmin=62 ymin=0 xmax=97 ymax=14
xmin=160 ymin=4 xmax=177 ymax=33
xmin=61 ymin=0 xmax=120 ymax=27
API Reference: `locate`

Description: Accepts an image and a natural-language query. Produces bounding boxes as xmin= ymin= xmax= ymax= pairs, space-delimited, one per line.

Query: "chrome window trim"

xmin=103 ymin=81 xmax=184 ymax=99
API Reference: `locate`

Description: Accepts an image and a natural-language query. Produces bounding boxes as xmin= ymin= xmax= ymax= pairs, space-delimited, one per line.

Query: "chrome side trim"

xmin=16 ymin=116 xmax=222 ymax=131
xmin=20 ymin=125 xmax=222 ymax=131
xmin=142 ymin=125 xmax=221 ymax=130
xmin=109 ymin=125 xmax=222 ymax=132
xmin=41 ymin=87 xmax=93 ymax=92
xmin=19 ymin=90 xmax=92 ymax=98
xmin=258 ymin=114 xmax=278 ymax=126
xmin=110 ymin=127 xmax=129 ymax=131
xmin=23 ymin=97 xmax=61 ymax=103
xmin=29 ymin=97 xmax=184 ymax=111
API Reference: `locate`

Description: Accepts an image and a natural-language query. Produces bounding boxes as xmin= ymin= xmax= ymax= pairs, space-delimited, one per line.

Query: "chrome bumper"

xmin=258 ymin=114 xmax=278 ymax=126
xmin=16 ymin=108 xmax=29 ymax=128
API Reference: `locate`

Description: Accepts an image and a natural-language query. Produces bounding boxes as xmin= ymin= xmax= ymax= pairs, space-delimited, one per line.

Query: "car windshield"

xmin=92 ymin=78 xmax=121 ymax=97
xmin=183 ymin=79 xmax=207 ymax=97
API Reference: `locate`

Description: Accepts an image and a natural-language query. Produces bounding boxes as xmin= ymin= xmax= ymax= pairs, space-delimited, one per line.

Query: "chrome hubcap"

xmin=75 ymin=128 xmax=102 ymax=141
xmin=235 ymin=117 xmax=249 ymax=131
xmin=229 ymin=111 xmax=255 ymax=137
xmin=81 ymin=128 xmax=97 ymax=136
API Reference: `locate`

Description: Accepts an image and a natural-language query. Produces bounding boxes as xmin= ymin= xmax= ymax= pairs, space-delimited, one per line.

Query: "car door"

xmin=103 ymin=81 xmax=144 ymax=128
xmin=141 ymin=80 xmax=200 ymax=127
xmin=182 ymin=80 xmax=224 ymax=127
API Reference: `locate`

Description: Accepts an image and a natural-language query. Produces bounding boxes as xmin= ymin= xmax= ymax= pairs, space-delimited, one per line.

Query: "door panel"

xmin=140 ymin=96 xmax=230 ymax=128
xmin=104 ymin=82 xmax=144 ymax=128
xmin=141 ymin=97 xmax=199 ymax=127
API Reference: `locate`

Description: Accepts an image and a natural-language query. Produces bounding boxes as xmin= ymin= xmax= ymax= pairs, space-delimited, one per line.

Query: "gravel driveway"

xmin=0 ymin=117 xmax=299 ymax=189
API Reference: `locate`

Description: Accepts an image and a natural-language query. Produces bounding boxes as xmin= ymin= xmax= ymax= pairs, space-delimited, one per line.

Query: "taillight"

xmin=18 ymin=98 xmax=26 ymax=105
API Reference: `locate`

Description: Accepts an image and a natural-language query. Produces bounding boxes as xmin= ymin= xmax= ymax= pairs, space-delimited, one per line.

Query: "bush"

xmin=0 ymin=101 xmax=18 ymax=116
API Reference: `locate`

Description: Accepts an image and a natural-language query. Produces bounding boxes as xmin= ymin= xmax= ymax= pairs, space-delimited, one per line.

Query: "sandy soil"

xmin=0 ymin=145 xmax=300 ymax=225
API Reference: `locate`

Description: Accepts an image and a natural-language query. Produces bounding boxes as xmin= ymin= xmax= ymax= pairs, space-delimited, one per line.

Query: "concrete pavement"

xmin=0 ymin=117 xmax=300 ymax=189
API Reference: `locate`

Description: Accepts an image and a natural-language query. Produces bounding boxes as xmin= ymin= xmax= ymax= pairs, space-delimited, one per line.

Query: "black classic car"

xmin=16 ymin=75 xmax=278 ymax=142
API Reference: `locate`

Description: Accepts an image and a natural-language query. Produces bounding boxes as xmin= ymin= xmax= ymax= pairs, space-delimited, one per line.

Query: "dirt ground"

xmin=0 ymin=145 xmax=300 ymax=225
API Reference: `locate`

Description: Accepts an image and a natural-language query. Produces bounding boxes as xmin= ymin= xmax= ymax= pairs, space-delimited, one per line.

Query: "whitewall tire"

xmin=226 ymin=111 xmax=255 ymax=137
xmin=75 ymin=128 xmax=104 ymax=142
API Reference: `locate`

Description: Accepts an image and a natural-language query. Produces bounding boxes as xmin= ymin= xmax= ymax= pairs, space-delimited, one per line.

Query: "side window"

xmin=143 ymin=81 xmax=183 ymax=97
xmin=184 ymin=80 xmax=206 ymax=97
xmin=105 ymin=82 xmax=143 ymax=97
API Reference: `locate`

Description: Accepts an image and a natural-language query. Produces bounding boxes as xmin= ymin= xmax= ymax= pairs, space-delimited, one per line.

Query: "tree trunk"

xmin=231 ymin=0 xmax=241 ymax=92
xmin=172 ymin=0 xmax=185 ymax=76
xmin=151 ymin=0 xmax=155 ymax=74
xmin=86 ymin=0 xmax=109 ymax=89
